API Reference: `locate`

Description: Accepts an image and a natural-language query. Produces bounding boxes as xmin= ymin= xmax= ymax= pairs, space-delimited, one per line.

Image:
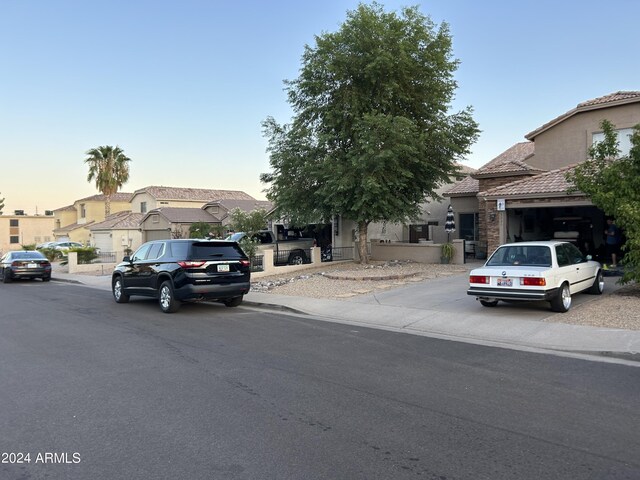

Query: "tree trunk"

xmin=105 ymin=194 xmax=111 ymax=218
xmin=357 ymin=220 xmax=369 ymax=264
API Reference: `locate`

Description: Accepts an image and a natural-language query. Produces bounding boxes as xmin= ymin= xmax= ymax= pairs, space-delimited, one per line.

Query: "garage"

xmin=91 ymin=231 xmax=114 ymax=253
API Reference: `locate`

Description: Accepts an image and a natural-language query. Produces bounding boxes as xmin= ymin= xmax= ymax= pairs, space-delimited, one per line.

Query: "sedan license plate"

xmin=217 ymin=264 xmax=230 ymax=272
xmin=497 ymin=277 xmax=513 ymax=287
xmin=27 ymin=263 xmax=38 ymax=269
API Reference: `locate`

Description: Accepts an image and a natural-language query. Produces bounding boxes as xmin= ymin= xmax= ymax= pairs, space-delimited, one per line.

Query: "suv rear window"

xmin=168 ymin=241 xmax=246 ymax=260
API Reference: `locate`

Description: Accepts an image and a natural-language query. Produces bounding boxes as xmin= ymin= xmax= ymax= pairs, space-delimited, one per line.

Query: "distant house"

xmin=53 ymin=193 xmax=132 ymax=244
xmin=445 ymin=91 xmax=640 ymax=257
xmin=0 ymin=211 xmax=55 ymax=253
xmin=129 ymin=185 xmax=256 ymax=214
xmin=88 ymin=211 xmax=145 ymax=256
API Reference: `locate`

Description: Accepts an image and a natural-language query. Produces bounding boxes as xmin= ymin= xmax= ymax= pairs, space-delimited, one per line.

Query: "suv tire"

xmin=112 ymin=276 xmax=130 ymax=303
xmin=224 ymin=296 xmax=243 ymax=307
xmin=159 ymin=280 xmax=181 ymax=313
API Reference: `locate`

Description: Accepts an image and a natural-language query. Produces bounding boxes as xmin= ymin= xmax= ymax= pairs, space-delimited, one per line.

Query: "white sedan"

xmin=467 ymin=241 xmax=604 ymax=312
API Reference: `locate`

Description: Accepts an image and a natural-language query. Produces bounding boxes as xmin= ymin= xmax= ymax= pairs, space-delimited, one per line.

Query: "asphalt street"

xmin=1 ymin=280 xmax=639 ymax=480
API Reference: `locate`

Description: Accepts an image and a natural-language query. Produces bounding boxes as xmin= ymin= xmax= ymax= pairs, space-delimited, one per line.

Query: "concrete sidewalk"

xmin=51 ymin=270 xmax=640 ymax=364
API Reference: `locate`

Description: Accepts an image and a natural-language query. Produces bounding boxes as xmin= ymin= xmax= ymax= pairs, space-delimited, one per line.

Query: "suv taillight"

xmin=178 ymin=261 xmax=205 ymax=268
xmin=239 ymin=260 xmax=250 ymax=267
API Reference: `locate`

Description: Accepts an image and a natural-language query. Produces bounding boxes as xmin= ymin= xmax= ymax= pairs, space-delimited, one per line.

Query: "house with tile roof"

xmin=52 ymin=192 xmax=133 ymax=244
xmin=88 ymin=211 xmax=145 ymax=257
xmin=445 ymin=91 xmax=640 ymax=257
xmin=129 ymin=185 xmax=255 ymax=214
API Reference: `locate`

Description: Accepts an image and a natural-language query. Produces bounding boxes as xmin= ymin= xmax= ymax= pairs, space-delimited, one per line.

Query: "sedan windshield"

xmin=487 ymin=245 xmax=552 ymax=267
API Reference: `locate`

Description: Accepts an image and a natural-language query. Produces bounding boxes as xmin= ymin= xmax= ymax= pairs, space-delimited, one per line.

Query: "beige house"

xmin=53 ymin=193 xmax=132 ymax=245
xmin=129 ymin=186 xmax=255 ymax=214
xmin=0 ymin=213 xmax=55 ymax=253
xmin=446 ymin=91 xmax=640 ymax=258
xmin=88 ymin=211 xmax=145 ymax=257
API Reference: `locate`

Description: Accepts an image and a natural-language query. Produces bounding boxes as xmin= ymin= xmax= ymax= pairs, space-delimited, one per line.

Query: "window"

xmin=555 ymin=245 xmax=570 ymax=267
xmin=132 ymin=244 xmax=152 ymax=262
xmin=459 ymin=213 xmax=479 ymax=241
xmin=152 ymin=214 xmax=159 ymax=224
xmin=140 ymin=202 xmax=147 ymax=214
xmin=592 ymin=128 xmax=634 ymax=157
xmin=10 ymin=219 xmax=19 ymax=227
xmin=147 ymin=243 xmax=164 ymax=260
xmin=10 ymin=236 xmax=19 ymax=244
xmin=80 ymin=204 xmax=86 ymax=218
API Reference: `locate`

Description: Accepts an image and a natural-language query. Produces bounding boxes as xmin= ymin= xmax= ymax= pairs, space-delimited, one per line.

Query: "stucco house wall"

xmin=526 ymin=102 xmax=640 ymax=171
xmin=0 ymin=215 xmax=55 ymax=253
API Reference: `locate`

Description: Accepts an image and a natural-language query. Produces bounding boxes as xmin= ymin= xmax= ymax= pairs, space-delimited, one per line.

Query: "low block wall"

xmin=67 ymin=252 xmax=117 ymax=275
xmin=251 ymin=247 xmax=323 ymax=279
xmin=370 ymin=239 xmax=465 ymax=265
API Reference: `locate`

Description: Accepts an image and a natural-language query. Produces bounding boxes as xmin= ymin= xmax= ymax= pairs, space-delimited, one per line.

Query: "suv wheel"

xmin=159 ymin=280 xmax=181 ymax=313
xmin=224 ymin=296 xmax=243 ymax=307
xmin=112 ymin=276 xmax=130 ymax=303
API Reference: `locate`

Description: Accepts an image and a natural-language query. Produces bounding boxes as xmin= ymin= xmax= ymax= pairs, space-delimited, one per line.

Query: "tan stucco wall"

xmin=75 ymin=199 xmax=130 ymax=225
xmin=370 ymin=239 xmax=465 ymax=264
xmin=0 ymin=215 xmax=55 ymax=253
xmin=527 ymin=103 xmax=640 ymax=171
xmin=130 ymin=192 xmax=208 ymax=213
xmin=54 ymin=210 xmax=76 ymax=231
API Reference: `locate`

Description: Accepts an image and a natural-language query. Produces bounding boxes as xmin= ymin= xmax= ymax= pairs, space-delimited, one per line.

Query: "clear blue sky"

xmin=1 ymin=0 xmax=638 ymax=214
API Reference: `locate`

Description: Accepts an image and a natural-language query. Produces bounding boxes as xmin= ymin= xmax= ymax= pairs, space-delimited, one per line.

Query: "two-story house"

xmin=53 ymin=193 xmax=132 ymax=245
xmin=446 ymin=91 xmax=640 ymax=258
xmin=0 ymin=211 xmax=55 ymax=253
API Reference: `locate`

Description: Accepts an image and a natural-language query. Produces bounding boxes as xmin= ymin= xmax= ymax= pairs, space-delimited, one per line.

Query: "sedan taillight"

xmin=521 ymin=277 xmax=546 ymax=286
xmin=470 ymin=275 xmax=489 ymax=284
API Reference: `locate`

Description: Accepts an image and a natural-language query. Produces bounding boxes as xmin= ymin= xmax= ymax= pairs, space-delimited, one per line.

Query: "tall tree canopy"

xmin=261 ymin=3 xmax=479 ymax=262
xmin=568 ymin=119 xmax=640 ymax=283
xmin=84 ymin=145 xmax=131 ymax=217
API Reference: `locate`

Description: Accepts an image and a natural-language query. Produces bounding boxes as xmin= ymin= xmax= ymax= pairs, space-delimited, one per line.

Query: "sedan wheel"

xmin=159 ymin=281 xmax=181 ymax=313
xmin=480 ymin=299 xmax=499 ymax=307
xmin=2 ymin=269 xmax=12 ymax=283
xmin=588 ymin=270 xmax=604 ymax=295
xmin=550 ymin=282 xmax=571 ymax=313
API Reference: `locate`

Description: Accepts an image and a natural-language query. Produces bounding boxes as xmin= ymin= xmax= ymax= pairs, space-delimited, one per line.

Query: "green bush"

xmin=69 ymin=247 xmax=99 ymax=264
xmin=40 ymin=247 xmax=61 ymax=261
xmin=21 ymin=243 xmax=36 ymax=251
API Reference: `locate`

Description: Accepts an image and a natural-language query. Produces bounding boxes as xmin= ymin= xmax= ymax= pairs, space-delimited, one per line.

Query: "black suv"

xmin=112 ymin=239 xmax=251 ymax=313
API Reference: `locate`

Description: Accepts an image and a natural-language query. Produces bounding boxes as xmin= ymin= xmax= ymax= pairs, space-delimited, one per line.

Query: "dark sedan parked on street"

xmin=1 ymin=250 xmax=52 ymax=283
xmin=112 ymin=239 xmax=251 ymax=313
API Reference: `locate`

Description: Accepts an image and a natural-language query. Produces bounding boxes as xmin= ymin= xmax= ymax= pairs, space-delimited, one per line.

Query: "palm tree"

xmin=84 ymin=146 xmax=131 ymax=217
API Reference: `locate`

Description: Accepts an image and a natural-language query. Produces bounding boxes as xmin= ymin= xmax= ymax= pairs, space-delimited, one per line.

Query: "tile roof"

xmin=473 ymin=142 xmax=541 ymax=177
xmin=54 ymin=204 xmax=76 ymax=212
xmin=89 ymin=211 xmax=145 ymax=230
xmin=145 ymin=208 xmax=220 ymax=224
xmin=444 ymin=175 xmax=479 ymax=196
xmin=76 ymin=192 xmax=133 ymax=203
xmin=131 ymin=186 xmax=255 ymax=202
xmin=526 ymin=91 xmax=640 ymax=140
xmin=214 ymin=199 xmax=274 ymax=213
xmin=482 ymin=164 xmax=580 ymax=198
xmin=53 ymin=220 xmax=95 ymax=233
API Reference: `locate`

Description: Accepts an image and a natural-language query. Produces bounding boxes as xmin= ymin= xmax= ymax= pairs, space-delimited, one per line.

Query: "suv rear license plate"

xmin=497 ymin=278 xmax=513 ymax=287
xmin=217 ymin=264 xmax=230 ymax=272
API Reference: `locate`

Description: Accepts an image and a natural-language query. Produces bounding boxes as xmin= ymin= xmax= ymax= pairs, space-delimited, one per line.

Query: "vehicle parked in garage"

xmin=111 ymin=239 xmax=251 ymax=313
xmin=0 ymin=250 xmax=52 ymax=282
xmin=467 ymin=241 xmax=603 ymax=312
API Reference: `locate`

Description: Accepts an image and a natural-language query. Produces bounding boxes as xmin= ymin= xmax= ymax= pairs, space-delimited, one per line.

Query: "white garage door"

xmin=92 ymin=232 xmax=113 ymax=253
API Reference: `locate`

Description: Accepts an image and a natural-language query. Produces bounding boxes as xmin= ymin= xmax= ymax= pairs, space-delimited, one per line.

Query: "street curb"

xmin=243 ymin=300 xmax=307 ymax=316
xmin=51 ymin=276 xmax=83 ymax=285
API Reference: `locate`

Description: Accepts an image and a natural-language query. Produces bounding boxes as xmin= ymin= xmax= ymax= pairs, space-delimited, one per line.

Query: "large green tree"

xmin=84 ymin=145 xmax=131 ymax=217
xmin=261 ymin=3 xmax=479 ymax=263
xmin=568 ymin=119 xmax=640 ymax=283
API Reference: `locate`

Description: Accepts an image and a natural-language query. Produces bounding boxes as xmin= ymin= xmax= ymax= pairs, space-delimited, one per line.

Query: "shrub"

xmin=69 ymin=247 xmax=99 ymax=264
